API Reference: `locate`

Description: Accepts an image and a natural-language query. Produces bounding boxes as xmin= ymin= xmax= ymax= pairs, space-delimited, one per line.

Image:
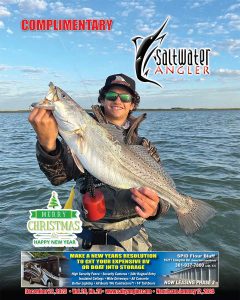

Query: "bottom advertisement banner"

xmin=21 ymin=251 xmax=219 ymax=289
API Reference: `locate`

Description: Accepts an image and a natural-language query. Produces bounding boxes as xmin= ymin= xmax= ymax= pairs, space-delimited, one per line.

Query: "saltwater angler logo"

xmin=27 ymin=191 xmax=82 ymax=247
xmin=132 ymin=17 xmax=211 ymax=87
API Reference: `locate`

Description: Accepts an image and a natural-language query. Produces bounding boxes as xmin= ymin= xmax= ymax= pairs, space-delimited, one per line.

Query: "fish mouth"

xmin=30 ymin=82 xmax=58 ymax=111
xmin=30 ymin=98 xmax=55 ymax=111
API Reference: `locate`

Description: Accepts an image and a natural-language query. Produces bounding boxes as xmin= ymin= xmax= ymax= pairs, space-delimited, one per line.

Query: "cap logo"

xmin=111 ymin=76 xmax=130 ymax=87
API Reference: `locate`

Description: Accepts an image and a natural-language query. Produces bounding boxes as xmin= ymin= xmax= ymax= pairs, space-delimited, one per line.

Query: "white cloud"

xmin=191 ymin=2 xmax=200 ymax=8
xmin=0 ymin=64 xmax=11 ymax=70
xmin=121 ymin=9 xmax=131 ymax=17
xmin=187 ymin=28 xmax=194 ymax=35
xmin=0 ymin=64 xmax=46 ymax=73
xmin=23 ymin=34 xmax=43 ymax=39
xmin=212 ymin=39 xmax=240 ymax=56
xmin=190 ymin=0 xmax=214 ymax=9
xmin=218 ymin=13 xmax=240 ymax=30
xmin=49 ymin=2 xmax=105 ymax=17
xmin=219 ymin=13 xmax=240 ymax=20
xmin=6 ymin=27 xmax=13 ymax=34
xmin=86 ymin=43 xmax=94 ymax=50
xmin=0 ymin=0 xmax=17 ymax=4
xmin=169 ymin=24 xmax=179 ymax=29
xmin=45 ymin=32 xmax=58 ymax=38
xmin=77 ymin=41 xmax=95 ymax=50
xmin=195 ymin=21 xmax=229 ymax=35
xmin=118 ymin=0 xmax=156 ymax=19
xmin=229 ymin=19 xmax=240 ymax=30
xmin=228 ymin=3 xmax=240 ymax=11
xmin=140 ymin=7 xmax=155 ymax=18
xmin=212 ymin=69 xmax=240 ymax=76
xmin=135 ymin=19 xmax=155 ymax=33
xmin=0 ymin=20 xmax=4 ymax=28
xmin=93 ymin=31 xmax=105 ymax=37
xmin=211 ymin=69 xmax=240 ymax=79
xmin=20 ymin=66 xmax=45 ymax=73
xmin=210 ymin=50 xmax=219 ymax=56
xmin=0 ymin=5 xmax=11 ymax=16
xmin=18 ymin=0 xmax=47 ymax=12
xmin=116 ymin=42 xmax=132 ymax=52
xmin=225 ymin=39 xmax=240 ymax=54
xmin=80 ymin=7 xmax=94 ymax=16
xmin=112 ymin=29 xmax=122 ymax=36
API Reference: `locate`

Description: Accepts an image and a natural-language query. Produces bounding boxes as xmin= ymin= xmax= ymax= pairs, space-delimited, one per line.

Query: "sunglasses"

xmin=104 ymin=91 xmax=132 ymax=103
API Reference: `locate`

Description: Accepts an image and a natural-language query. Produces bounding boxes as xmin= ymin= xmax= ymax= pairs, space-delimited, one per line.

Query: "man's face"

xmin=100 ymin=86 xmax=135 ymax=126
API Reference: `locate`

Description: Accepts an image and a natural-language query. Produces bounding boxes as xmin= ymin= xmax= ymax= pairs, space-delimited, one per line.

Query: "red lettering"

xmin=36 ymin=20 xmax=45 ymax=30
xmin=106 ymin=19 xmax=113 ymax=30
xmin=21 ymin=19 xmax=28 ymax=31
xmin=177 ymin=66 xmax=184 ymax=74
xmin=72 ymin=20 xmax=77 ymax=30
xmin=92 ymin=20 xmax=98 ymax=30
xmin=79 ymin=20 xmax=85 ymax=30
xmin=29 ymin=20 xmax=35 ymax=30
xmin=99 ymin=19 xmax=106 ymax=30
xmin=86 ymin=19 xmax=91 ymax=30
xmin=46 ymin=19 xmax=53 ymax=30
xmin=155 ymin=66 xmax=163 ymax=74
xmin=187 ymin=66 xmax=192 ymax=74
xmin=204 ymin=66 xmax=209 ymax=74
xmin=166 ymin=66 xmax=174 ymax=74
xmin=195 ymin=66 xmax=200 ymax=74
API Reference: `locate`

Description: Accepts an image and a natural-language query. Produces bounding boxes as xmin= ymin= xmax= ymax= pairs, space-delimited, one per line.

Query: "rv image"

xmin=23 ymin=255 xmax=69 ymax=287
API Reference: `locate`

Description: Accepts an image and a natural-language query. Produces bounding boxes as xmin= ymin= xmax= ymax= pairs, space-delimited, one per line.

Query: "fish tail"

xmin=175 ymin=196 xmax=216 ymax=235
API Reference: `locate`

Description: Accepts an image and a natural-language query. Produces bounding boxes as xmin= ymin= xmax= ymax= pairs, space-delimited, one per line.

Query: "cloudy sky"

xmin=0 ymin=0 xmax=239 ymax=109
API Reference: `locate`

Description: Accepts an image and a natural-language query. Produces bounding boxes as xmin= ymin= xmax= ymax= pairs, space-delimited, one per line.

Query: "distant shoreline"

xmin=1 ymin=108 xmax=240 ymax=113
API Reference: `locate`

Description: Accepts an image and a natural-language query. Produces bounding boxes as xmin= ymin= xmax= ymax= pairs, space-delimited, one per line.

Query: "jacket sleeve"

xmin=141 ymin=137 xmax=170 ymax=220
xmin=36 ymin=138 xmax=83 ymax=186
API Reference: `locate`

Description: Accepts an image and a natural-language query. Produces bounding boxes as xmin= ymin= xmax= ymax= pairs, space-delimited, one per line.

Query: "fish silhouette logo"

xmin=132 ymin=17 xmax=169 ymax=88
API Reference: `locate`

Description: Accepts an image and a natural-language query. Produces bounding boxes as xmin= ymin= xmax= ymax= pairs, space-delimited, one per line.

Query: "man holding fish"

xmin=29 ymin=74 xmax=167 ymax=251
xmin=28 ymin=74 xmax=215 ymax=251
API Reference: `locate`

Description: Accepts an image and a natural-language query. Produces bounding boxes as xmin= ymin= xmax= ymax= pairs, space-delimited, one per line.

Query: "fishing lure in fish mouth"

xmin=132 ymin=17 xmax=169 ymax=88
xmin=30 ymin=82 xmax=58 ymax=111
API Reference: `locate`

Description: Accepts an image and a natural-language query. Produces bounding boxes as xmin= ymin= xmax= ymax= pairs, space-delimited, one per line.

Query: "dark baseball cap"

xmin=102 ymin=73 xmax=136 ymax=94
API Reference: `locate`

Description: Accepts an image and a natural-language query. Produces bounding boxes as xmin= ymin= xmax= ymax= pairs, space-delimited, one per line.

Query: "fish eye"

xmin=62 ymin=93 xmax=65 ymax=98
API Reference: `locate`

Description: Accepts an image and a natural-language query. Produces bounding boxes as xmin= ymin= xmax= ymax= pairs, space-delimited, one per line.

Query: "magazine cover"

xmin=0 ymin=0 xmax=239 ymax=299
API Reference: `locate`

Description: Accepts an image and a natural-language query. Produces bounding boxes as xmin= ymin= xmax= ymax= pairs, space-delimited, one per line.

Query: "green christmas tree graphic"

xmin=47 ymin=191 xmax=62 ymax=209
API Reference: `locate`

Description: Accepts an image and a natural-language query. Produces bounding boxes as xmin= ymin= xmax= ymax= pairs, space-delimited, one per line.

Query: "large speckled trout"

xmin=32 ymin=82 xmax=216 ymax=234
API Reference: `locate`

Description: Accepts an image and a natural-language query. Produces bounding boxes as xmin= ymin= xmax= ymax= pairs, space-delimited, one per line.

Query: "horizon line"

xmin=0 ymin=107 xmax=240 ymax=113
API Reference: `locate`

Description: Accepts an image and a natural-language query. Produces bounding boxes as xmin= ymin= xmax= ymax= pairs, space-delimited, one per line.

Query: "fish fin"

xmin=128 ymin=145 xmax=176 ymax=189
xmin=144 ymin=69 xmax=150 ymax=76
xmin=74 ymin=131 xmax=87 ymax=155
xmin=73 ymin=124 xmax=87 ymax=137
xmin=70 ymin=150 xmax=85 ymax=173
xmin=132 ymin=36 xmax=143 ymax=50
xmin=160 ymin=200 xmax=171 ymax=215
xmin=176 ymin=196 xmax=216 ymax=235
